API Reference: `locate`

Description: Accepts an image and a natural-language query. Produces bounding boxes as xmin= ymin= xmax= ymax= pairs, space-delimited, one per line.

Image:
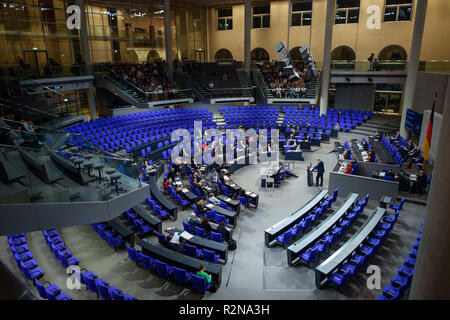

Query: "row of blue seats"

xmin=43 ymin=229 xmax=134 ymax=300
xmin=327 ymin=199 xmax=405 ymax=289
xmin=301 ymin=195 xmax=369 ymax=265
xmin=146 ymin=196 xmax=171 ymax=219
xmin=43 ymin=229 xmax=80 ymax=268
xmin=91 ymin=223 xmax=126 ymax=250
xmin=381 ymin=136 xmax=405 ymax=166
xmin=181 ymin=221 xmax=225 ymax=243
xmin=276 ymin=189 xmax=341 ymax=247
xmin=362 ymin=138 xmax=377 ymax=163
xmin=75 ymin=269 xmax=137 ymax=300
xmin=126 ymin=245 xmax=214 ymax=293
xmin=192 ymin=204 xmax=230 ymax=227
xmin=156 ymin=232 xmax=221 ymax=264
xmin=377 ymin=221 xmax=423 ymax=300
xmin=8 ymin=233 xmax=72 ymax=300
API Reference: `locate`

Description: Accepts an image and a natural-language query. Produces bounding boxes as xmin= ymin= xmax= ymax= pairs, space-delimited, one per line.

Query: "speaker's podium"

xmin=307 ymin=165 xmax=313 ymax=187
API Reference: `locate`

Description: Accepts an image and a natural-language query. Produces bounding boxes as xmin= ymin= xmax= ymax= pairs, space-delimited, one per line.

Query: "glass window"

xmin=398 ymin=6 xmax=412 ymax=21
xmin=217 ymin=7 xmax=232 ymax=30
xmin=252 ymin=5 xmax=270 ymax=28
xmin=291 ymin=1 xmax=312 ymax=26
xmin=292 ymin=13 xmax=302 ymax=26
xmin=347 ymin=9 xmax=359 ymax=23
xmin=335 ymin=0 xmax=360 ymax=24
xmin=384 ymin=6 xmax=397 ymax=22
xmin=384 ymin=0 xmax=413 ymax=22
xmin=335 ymin=10 xmax=347 ymax=24
xmin=302 ymin=12 xmax=312 ymax=25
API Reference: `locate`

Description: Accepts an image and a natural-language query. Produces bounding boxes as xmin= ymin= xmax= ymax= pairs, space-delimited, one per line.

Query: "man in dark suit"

xmin=410 ymin=169 xmax=427 ymax=193
xmin=390 ymin=131 xmax=400 ymax=143
xmin=407 ymin=144 xmax=421 ymax=168
xmin=312 ymin=158 xmax=325 ymax=186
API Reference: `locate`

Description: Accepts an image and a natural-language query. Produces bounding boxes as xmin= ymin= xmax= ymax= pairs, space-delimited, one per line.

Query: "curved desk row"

xmin=165 ymin=227 xmax=229 ymax=263
xmin=132 ymin=205 xmax=162 ymax=233
xmin=138 ymin=238 xmax=223 ymax=287
xmin=287 ymin=192 xmax=359 ymax=266
xmin=148 ymin=165 xmax=178 ymax=220
xmin=265 ymin=190 xmax=329 ymax=247
xmin=315 ymin=207 xmax=386 ymax=288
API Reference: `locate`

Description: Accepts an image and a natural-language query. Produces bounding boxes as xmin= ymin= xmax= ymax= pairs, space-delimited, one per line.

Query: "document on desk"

xmin=182 ymin=188 xmax=189 ymax=193
xmin=206 ymin=203 xmax=214 ymax=209
xmin=180 ymin=231 xmax=194 ymax=240
xmin=380 ymin=172 xmax=385 ymax=177
xmin=225 ymin=197 xmax=232 ymax=202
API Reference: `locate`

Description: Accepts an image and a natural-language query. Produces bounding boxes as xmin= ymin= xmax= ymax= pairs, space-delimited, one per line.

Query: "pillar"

xmin=244 ymin=0 xmax=251 ymax=72
xmin=399 ymin=0 xmax=428 ymax=137
xmin=75 ymin=0 xmax=96 ymax=120
xmin=409 ymin=80 xmax=450 ymax=299
xmin=319 ymin=0 xmax=335 ymax=115
xmin=164 ymin=0 xmax=173 ymax=79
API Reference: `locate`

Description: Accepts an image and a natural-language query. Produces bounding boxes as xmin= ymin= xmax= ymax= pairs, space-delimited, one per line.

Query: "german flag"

xmin=422 ymin=93 xmax=436 ymax=168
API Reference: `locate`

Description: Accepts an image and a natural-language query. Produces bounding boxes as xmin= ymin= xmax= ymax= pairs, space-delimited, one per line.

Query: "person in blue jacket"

xmin=312 ymin=158 xmax=325 ymax=187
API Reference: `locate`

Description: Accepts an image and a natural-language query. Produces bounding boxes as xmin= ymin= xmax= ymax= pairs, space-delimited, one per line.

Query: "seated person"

xmin=163 ymin=178 xmax=169 ymax=191
xmin=196 ymin=264 xmax=212 ymax=285
xmin=167 ymin=167 xmax=177 ymax=180
xmin=410 ymin=169 xmax=427 ymax=193
xmin=207 ymin=192 xmax=220 ymax=205
xmin=362 ymin=140 xmax=369 ymax=151
xmin=167 ymin=232 xmax=186 ymax=253
xmin=401 ymin=140 xmax=414 ymax=157
xmin=390 ymin=130 xmax=400 ymax=143
xmin=303 ymin=135 xmax=311 ymax=143
xmin=342 ymin=147 xmax=351 ymax=160
xmin=407 ymin=145 xmax=421 ymax=169
xmin=199 ymin=217 xmax=212 ymax=236
xmin=375 ymin=131 xmax=383 ymax=140
xmin=367 ymin=150 xmax=375 ymax=162
xmin=344 ymin=163 xmax=353 ymax=174
xmin=144 ymin=160 xmax=154 ymax=176
xmin=333 ymin=122 xmax=340 ymax=130
xmin=217 ymin=221 xmax=230 ymax=242
xmin=187 ymin=212 xmax=203 ymax=230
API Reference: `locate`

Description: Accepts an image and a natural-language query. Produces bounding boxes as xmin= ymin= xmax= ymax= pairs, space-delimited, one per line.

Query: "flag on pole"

xmin=422 ymin=93 xmax=436 ymax=168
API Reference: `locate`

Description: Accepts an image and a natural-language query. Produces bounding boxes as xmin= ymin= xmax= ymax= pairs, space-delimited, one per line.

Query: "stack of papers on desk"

xmin=180 ymin=231 xmax=194 ymax=240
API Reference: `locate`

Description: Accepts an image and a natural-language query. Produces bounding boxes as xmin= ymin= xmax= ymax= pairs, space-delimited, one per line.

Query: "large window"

xmin=384 ymin=0 xmax=413 ymax=22
xmin=252 ymin=5 xmax=270 ymax=29
xmin=335 ymin=0 xmax=360 ymax=24
xmin=291 ymin=1 xmax=312 ymax=26
xmin=217 ymin=7 xmax=232 ymax=30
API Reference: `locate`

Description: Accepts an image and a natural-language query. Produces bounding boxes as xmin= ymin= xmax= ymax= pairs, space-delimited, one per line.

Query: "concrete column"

xmin=409 ymin=82 xmax=450 ymax=299
xmin=244 ymin=0 xmax=251 ymax=72
xmin=164 ymin=0 xmax=173 ymax=79
xmin=319 ymin=0 xmax=335 ymax=115
xmin=399 ymin=0 xmax=428 ymax=137
xmin=75 ymin=0 xmax=96 ymax=120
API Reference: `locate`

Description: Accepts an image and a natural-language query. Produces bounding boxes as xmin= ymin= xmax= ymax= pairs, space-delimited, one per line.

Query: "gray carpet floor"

xmin=0 ymin=131 xmax=426 ymax=300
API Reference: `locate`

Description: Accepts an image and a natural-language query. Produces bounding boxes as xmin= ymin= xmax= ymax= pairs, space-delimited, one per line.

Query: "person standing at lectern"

xmin=311 ymin=158 xmax=325 ymax=187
